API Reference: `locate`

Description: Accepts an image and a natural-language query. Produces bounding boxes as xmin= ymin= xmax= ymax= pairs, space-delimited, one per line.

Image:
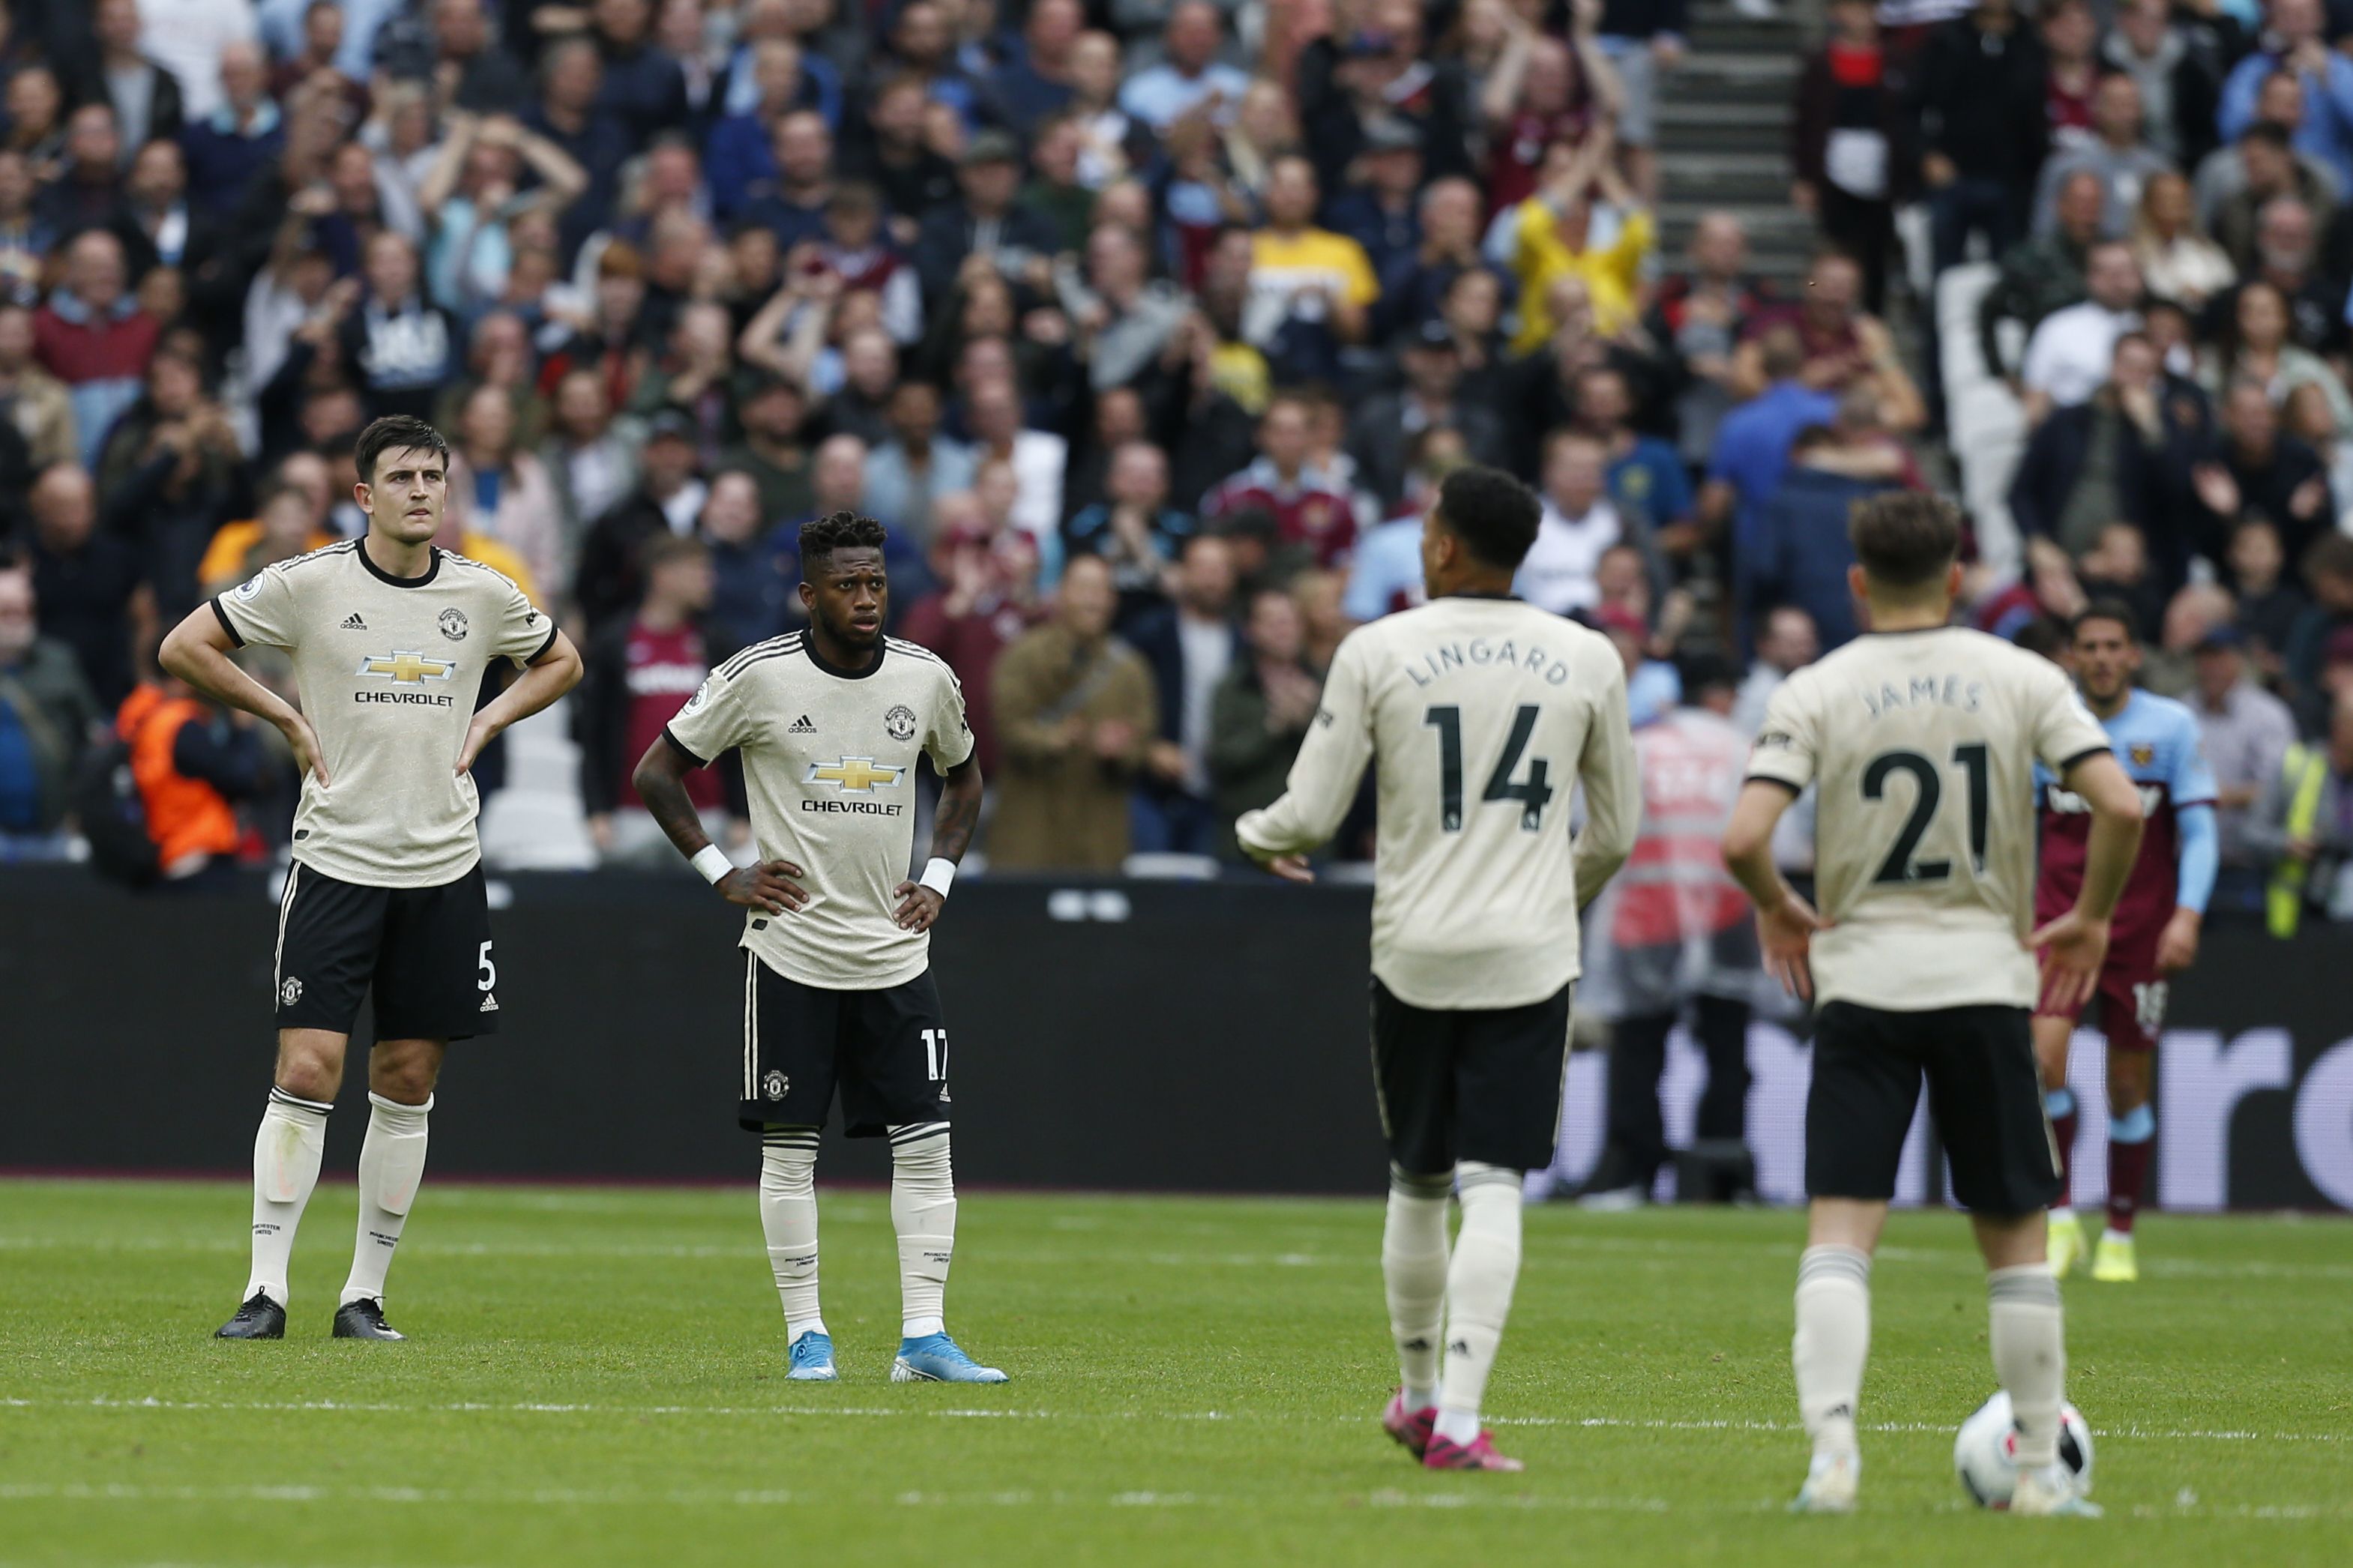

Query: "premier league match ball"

xmin=1954 ymin=1390 xmax=2095 ymax=1508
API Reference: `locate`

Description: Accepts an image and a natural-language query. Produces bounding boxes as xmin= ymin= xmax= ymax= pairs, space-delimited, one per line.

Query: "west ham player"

xmin=157 ymin=415 xmax=583 ymax=1340
xmin=2034 ymin=603 xmax=2217 ymax=1284
xmin=1723 ymin=494 xmax=2141 ymax=1516
xmin=1238 ymin=466 xmax=1640 ymax=1471
xmin=632 ymin=512 xmax=1001 ymax=1384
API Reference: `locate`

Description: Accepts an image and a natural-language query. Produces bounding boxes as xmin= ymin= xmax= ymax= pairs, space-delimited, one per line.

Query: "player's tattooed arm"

xmin=895 ymin=756 xmax=983 ymax=932
xmin=632 ymin=735 xmax=809 ymax=914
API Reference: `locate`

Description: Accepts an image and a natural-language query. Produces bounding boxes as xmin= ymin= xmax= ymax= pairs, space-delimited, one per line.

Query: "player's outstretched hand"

xmin=277 ymin=711 xmax=330 ymax=787
xmin=894 ymin=881 xmax=945 ymax=932
xmin=2028 ymin=908 xmax=2112 ymax=1014
xmin=720 ymin=860 xmax=810 ymax=916
xmin=1757 ymin=888 xmax=1825 ymax=1001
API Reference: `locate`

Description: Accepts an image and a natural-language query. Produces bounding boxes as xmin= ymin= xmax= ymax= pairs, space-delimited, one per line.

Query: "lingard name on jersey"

xmin=1403 ymin=638 xmax=1581 ymax=689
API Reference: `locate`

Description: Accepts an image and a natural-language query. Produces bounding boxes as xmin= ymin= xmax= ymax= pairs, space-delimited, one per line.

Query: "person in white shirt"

xmin=137 ymin=0 xmax=259 ymax=122
xmin=1516 ymin=430 xmax=1634 ymax=614
xmin=2020 ymin=241 xmax=2144 ymax=423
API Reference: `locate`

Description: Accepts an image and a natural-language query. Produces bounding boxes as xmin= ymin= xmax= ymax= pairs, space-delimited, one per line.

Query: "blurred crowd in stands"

xmin=0 ymin=0 xmax=2349 ymax=926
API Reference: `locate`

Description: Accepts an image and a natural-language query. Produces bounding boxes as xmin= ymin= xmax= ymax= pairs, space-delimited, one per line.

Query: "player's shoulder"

xmin=711 ymin=630 xmax=807 ymax=686
xmin=241 ymin=539 xmax=360 ymax=592
xmin=885 ymin=635 xmax=965 ymax=690
xmin=436 ymin=548 xmax=530 ymax=600
xmin=2128 ymin=687 xmax=2200 ymax=739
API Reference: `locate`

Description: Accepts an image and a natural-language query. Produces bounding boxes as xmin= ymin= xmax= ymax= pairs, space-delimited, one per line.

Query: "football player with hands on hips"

xmin=631 ymin=511 xmax=1000 ymax=1386
xmin=1722 ymin=494 xmax=2142 ymax=1518
xmin=158 ymin=414 xmax=582 ymax=1344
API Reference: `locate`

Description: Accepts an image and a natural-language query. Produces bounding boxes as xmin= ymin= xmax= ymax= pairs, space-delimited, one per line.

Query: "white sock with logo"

xmin=1435 ymin=1163 xmax=1523 ymax=1444
xmin=342 ymin=1094 xmax=430 ymax=1306
xmin=1793 ymin=1245 xmax=1872 ymax=1460
xmin=246 ymin=1088 xmax=331 ymax=1306
xmin=759 ymin=1127 xmax=825 ymax=1342
xmin=1989 ymin=1264 xmax=2067 ymax=1468
xmin=1382 ymin=1166 xmax=1450 ymax=1413
xmin=889 ymin=1124 xmax=955 ymax=1339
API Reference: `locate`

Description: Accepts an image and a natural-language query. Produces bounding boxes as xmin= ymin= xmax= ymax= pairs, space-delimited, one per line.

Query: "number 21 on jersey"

xmin=1862 ymin=742 xmax=1989 ymax=883
xmin=1425 ymin=705 xmax=1555 ymax=832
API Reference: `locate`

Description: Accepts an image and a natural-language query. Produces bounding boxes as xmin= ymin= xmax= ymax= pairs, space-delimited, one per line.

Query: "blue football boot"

xmin=889 ymin=1332 xmax=1008 ymax=1384
xmin=786 ymin=1330 xmax=838 ymax=1381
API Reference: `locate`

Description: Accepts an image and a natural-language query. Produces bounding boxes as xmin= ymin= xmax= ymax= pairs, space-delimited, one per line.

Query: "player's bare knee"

xmin=367 ymin=1040 xmax=445 ymax=1106
xmin=1807 ymin=1197 xmax=1888 ymax=1254
xmin=274 ymin=1029 xmax=346 ymax=1103
xmin=1971 ymin=1209 xmax=2048 ymax=1272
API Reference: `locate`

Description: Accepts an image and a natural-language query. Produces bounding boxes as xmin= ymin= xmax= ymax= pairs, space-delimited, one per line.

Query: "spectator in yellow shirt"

xmin=1245 ymin=155 xmax=1379 ymax=382
xmin=1509 ymin=134 xmax=1654 ymax=353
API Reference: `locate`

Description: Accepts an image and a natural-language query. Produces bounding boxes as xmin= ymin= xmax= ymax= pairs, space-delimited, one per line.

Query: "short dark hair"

xmin=1434 ymin=465 xmax=1541 ymax=572
xmin=1848 ymin=492 xmax=1961 ymax=591
xmin=1676 ymin=647 xmax=1741 ymax=699
xmin=2242 ymin=120 xmax=2293 ymax=154
xmin=353 ymin=415 xmax=450 ymax=486
xmin=2013 ymin=615 xmax=2068 ymax=661
xmin=2071 ymin=598 xmax=2142 ymax=645
xmin=798 ymin=510 xmax=888 ymax=576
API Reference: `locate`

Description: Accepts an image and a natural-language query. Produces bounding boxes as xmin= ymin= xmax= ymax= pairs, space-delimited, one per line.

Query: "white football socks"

xmin=1382 ymin=1167 xmax=1450 ymax=1412
xmin=1435 ymin=1163 xmax=1523 ymax=1444
xmin=1793 ymin=1244 xmax=1872 ymax=1460
xmin=246 ymin=1087 xmax=331 ymax=1306
xmin=342 ymin=1094 xmax=431 ymax=1306
xmin=1989 ymin=1264 xmax=2067 ymax=1468
xmin=759 ymin=1127 xmax=825 ymax=1342
xmin=889 ymin=1124 xmax=956 ymax=1339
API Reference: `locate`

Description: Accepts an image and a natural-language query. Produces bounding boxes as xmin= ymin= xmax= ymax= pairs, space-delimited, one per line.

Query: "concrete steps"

xmin=1655 ymin=4 xmax=1810 ymax=281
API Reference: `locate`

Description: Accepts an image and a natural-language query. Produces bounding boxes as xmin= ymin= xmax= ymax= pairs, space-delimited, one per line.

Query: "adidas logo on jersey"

xmin=789 ymin=715 xmax=818 ymax=734
xmin=342 ymin=613 xmax=367 ymax=630
xmin=480 ymin=992 xmax=499 ymax=1013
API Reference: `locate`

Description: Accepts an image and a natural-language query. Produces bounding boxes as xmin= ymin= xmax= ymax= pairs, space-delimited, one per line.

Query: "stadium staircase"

xmin=1657 ymin=2 xmax=1811 ymax=286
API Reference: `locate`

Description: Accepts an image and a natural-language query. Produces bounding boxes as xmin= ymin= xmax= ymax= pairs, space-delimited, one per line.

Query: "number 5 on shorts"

xmin=477 ymin=941 xmax=497 ymax=992
xmin=921 ymin=1027 xmax=948 ymax=1082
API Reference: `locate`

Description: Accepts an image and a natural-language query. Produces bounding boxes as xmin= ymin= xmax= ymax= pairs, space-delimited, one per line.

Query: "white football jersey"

xmin=214 ymin=541 xmax=553 ymax=887
xmin=1744 ymin=626 xmax=2111 ymax=1011
xmin=1237 ymin=595 xmax=1640 ymax=1009
xmin=664 ymin=633 xmax=975 ymax=990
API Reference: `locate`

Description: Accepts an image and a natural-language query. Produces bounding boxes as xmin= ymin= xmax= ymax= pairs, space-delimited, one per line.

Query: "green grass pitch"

xmin=2 ymin=1179 xmax=2348 ymax=1567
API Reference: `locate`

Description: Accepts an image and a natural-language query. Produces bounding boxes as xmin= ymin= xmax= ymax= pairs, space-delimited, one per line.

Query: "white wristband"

xmin=692 ymin=845 xmax=734 ymax=885
xmin=918 ymin=857 xmax=956 ymax=897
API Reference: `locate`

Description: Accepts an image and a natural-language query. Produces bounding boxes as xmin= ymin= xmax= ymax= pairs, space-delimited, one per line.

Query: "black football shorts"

xmin=738 ymin=953 xmax=952 ymax=1134
xmin=1807 ymin=1001 xmax=2061 ymax=1216
xmin=273 ymin=862 xmax=498 ymax=1041
xmin=1369 ymin=977 xmax=1573 ymax=1177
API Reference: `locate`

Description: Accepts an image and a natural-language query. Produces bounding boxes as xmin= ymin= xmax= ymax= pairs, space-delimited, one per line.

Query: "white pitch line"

xmin=1 ymin=1396 xmax=2341 ymax=1447
xmin=1 ymin=1480 xmax=2346 ymax=1522
xmin=4 ymin=1232 xmax=2350 ymax=1284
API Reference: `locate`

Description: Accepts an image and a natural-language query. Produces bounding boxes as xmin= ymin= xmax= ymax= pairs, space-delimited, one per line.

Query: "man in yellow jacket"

xmin=1508 ymin=133 xmax=1654 ymax=353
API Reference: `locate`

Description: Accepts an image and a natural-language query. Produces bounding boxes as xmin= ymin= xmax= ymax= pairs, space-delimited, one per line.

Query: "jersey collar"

xmin=804 ymin=636 xmax=885 ymax=681
xmin=357 ymin=540 xmax=442 ymax=588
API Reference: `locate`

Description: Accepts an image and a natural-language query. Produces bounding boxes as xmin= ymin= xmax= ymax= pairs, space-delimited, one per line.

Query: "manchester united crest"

xmin=884 ymin=704 xmax=918 ymax=743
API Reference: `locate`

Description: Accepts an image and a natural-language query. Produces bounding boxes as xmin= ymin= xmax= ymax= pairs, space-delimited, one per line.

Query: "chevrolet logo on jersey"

xmin=358 ymin=650 xmax=457 ymax=684
xmin=807 ymin=756 xmax=906 ymax=791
